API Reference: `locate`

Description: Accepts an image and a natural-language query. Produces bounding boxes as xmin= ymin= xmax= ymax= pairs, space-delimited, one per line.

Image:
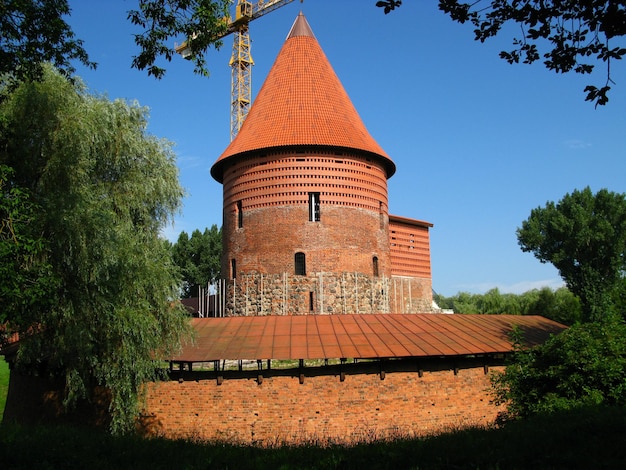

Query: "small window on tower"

xmin=373 ymin=256 xmax=379 ymax=277
xmin=295 ymin=252 xmax=306 ymax=276
xmin=309 ymin=192 xmax=320 ymax=222
xmin=236 ymin=200 xmax=243 ymax=228
xmin=231 ymin=259 xmax=237 ymax=280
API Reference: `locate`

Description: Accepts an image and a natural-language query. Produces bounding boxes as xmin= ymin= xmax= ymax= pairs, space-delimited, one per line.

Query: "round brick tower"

xmin=211 ymin=13 xmax=396 ymax=314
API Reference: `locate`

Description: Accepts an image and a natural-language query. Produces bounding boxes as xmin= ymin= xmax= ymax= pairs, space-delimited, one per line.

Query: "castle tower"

xmin=211 ymin=13 xmax=431 ymax=316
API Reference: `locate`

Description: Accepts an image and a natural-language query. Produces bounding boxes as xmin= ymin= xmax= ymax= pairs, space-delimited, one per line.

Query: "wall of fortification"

xmin=211 ymin=272 xmax=434 ymax=316
xmin=141 ymin=359 xmax=504 ymax=444
xmin=216 ymin=272 xmax=390 ymax=316
xmin=3 ymin=359 xmax=505 ymax=445
xmin=2 ymin=371 xmax=110 ymax=428
xmin=389 ymin=276 xmax=433 ymax=313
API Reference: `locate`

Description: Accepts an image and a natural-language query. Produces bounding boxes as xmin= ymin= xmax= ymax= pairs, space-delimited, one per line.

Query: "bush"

xmin=492 ymin=320 xmax=626 ymax=421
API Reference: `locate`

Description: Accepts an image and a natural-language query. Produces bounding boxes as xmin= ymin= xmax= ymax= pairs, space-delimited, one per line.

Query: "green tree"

xmin=171 ymin=225 xmax=222 ymax=298
xmin=0 ymin=0 xmax=95 ymax=87
xmin=437 ymin=291 xmax=481 ymax=314
xmin=613 ymin=277 xmax=626 ymax=319
xmin=519 ymin=286 xmax=582 ymax=326
xmin=435 ymin=287 xmax=581 ymax=324
xmin=379 ymin=1 xmax=626 ymax=106
xmin=477 ymin=287 xmax=523 ymax=314
xmin=0 ymin=66 xmax=191 ymax=434
xmin=492 ymin=321 xmax=626 ymax=422
xmin=517 ymin=187 xmax=626 ymax=323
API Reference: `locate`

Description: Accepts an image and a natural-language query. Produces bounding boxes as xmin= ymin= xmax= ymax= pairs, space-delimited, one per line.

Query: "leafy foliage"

xmin=434 ymin=286 xmax=582 ymax=325
xmin=379 ymin=1 xmax=626 ymax=106
xmin=376 ymin=0 xmax=403 ymax=15
xmin=438 ymin=0 xmax=626 ymax=106
xmin=0 ymin=0 xmax=95 ymax=88
xmin=517 ymin=187 xmax=626 ymax=323
xmin=492 ymin=321 xmax=626 ymax=422
xmin=128 ymin=0 xmax=230 ymax=79
xmin=170 ymin=226 xmax=222 ymax=298
xmin=0 ymin=66 xmax=192 ymax=434
xmin=0 ymin=165 xmax=58 ymax=331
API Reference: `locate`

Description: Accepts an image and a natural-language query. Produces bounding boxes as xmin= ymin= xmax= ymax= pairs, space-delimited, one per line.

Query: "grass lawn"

xmin=1 ymin=406 xmax=626 ymax=468
xmin=0 ymin=357 xmax=8 ymax=421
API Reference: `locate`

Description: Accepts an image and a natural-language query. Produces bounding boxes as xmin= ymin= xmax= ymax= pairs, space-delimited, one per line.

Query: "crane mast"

xmin=229 ymin=0 xmax=297 ymax=140
xmin=177 ymin=0 xmax=296 ymax=141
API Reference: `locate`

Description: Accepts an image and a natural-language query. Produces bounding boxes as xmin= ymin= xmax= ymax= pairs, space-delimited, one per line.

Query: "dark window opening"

xmin=309 ymin=192 xmax=320 ymax=222
xmin=295 ymin=252 xmax=306 ymax=276
xmin=309 ymin=291 xmax=315 ymax=311
xmin=231 ymin=259 xmax=237 ymax=280
xmin=236 ymin=200 xmax=243 ymax=228
xmin=373 ymin=256 xmax=379 ymax=277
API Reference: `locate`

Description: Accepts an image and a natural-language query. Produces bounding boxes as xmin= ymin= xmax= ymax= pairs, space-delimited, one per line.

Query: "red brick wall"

xmin=389 ymin=275 xmax=433 ymax=313
xmin=141 ymin=362 xmax=504 ymax=444
xmin=220 ymin=150 xmax=391 ymax=278
xmin=389 ymin=216 xmax=432 ymax=278
xmin=3 ymin=360 xmax=505 ymax=444
xmin=2 ymin=371 xmax=110 ymax=428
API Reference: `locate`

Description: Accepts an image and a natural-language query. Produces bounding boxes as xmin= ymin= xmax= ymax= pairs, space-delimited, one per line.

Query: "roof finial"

xmin=286 ymin=12 xmax=315 ymax=39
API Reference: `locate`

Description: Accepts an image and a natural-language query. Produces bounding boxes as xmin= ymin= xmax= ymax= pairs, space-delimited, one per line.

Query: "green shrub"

xmin=492 ymin=321 xmax=626 ymax=421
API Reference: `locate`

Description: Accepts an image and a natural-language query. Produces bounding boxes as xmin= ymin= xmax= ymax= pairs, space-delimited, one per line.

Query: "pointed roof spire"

xmin=286 ymin=11 xmax=315 ymax=39
xmin=212 ymin=13 xmax=395 ymax=182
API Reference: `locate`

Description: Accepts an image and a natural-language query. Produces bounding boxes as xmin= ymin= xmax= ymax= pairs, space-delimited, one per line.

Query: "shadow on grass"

xmin=1 ymin=406 xmax=625 ymax=469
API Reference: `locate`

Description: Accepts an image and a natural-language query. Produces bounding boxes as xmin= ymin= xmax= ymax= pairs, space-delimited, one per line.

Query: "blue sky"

xmin=66 ymin=1 xmax=626 ymax=296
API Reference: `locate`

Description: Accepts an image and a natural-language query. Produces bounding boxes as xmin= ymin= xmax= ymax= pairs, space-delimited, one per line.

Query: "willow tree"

xmin=0 ymin=66 xmax=191 ymax=434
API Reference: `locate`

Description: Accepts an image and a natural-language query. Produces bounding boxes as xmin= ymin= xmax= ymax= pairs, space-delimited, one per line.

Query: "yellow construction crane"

xmin=177 ymin=0 xmax=296 ymax=141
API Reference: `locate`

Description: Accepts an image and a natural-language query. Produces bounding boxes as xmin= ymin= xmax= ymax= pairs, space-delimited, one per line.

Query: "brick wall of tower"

xmin=388 ymin=217 xmax=434 ymax=311
xmin=220 ymin=150 xmax=391 ymax=278
xmin=389 ymin=217 xmax=432 ymax=279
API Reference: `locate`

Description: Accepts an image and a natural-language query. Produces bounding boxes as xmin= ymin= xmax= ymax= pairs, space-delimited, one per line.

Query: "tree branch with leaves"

xmin=0 ymin=0 xmax=95 ymax=87
xmin=128 ymin=0 xmax=231 ymax=79
xmin=379 ymin=1 xmax=626 ymax=106
xmin=439 ymin=0 xmax=626 ymax=106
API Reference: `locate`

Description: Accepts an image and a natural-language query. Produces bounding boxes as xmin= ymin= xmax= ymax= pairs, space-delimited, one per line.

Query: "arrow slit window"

xmin=237 ymin=200 xmax=243 ymax=228
xmin=309 ymin=192 xmax=320 ymax=221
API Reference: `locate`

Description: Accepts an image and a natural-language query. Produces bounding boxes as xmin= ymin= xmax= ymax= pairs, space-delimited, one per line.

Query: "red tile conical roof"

xmin=211 ymin=12 xmax=395 ymax=182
